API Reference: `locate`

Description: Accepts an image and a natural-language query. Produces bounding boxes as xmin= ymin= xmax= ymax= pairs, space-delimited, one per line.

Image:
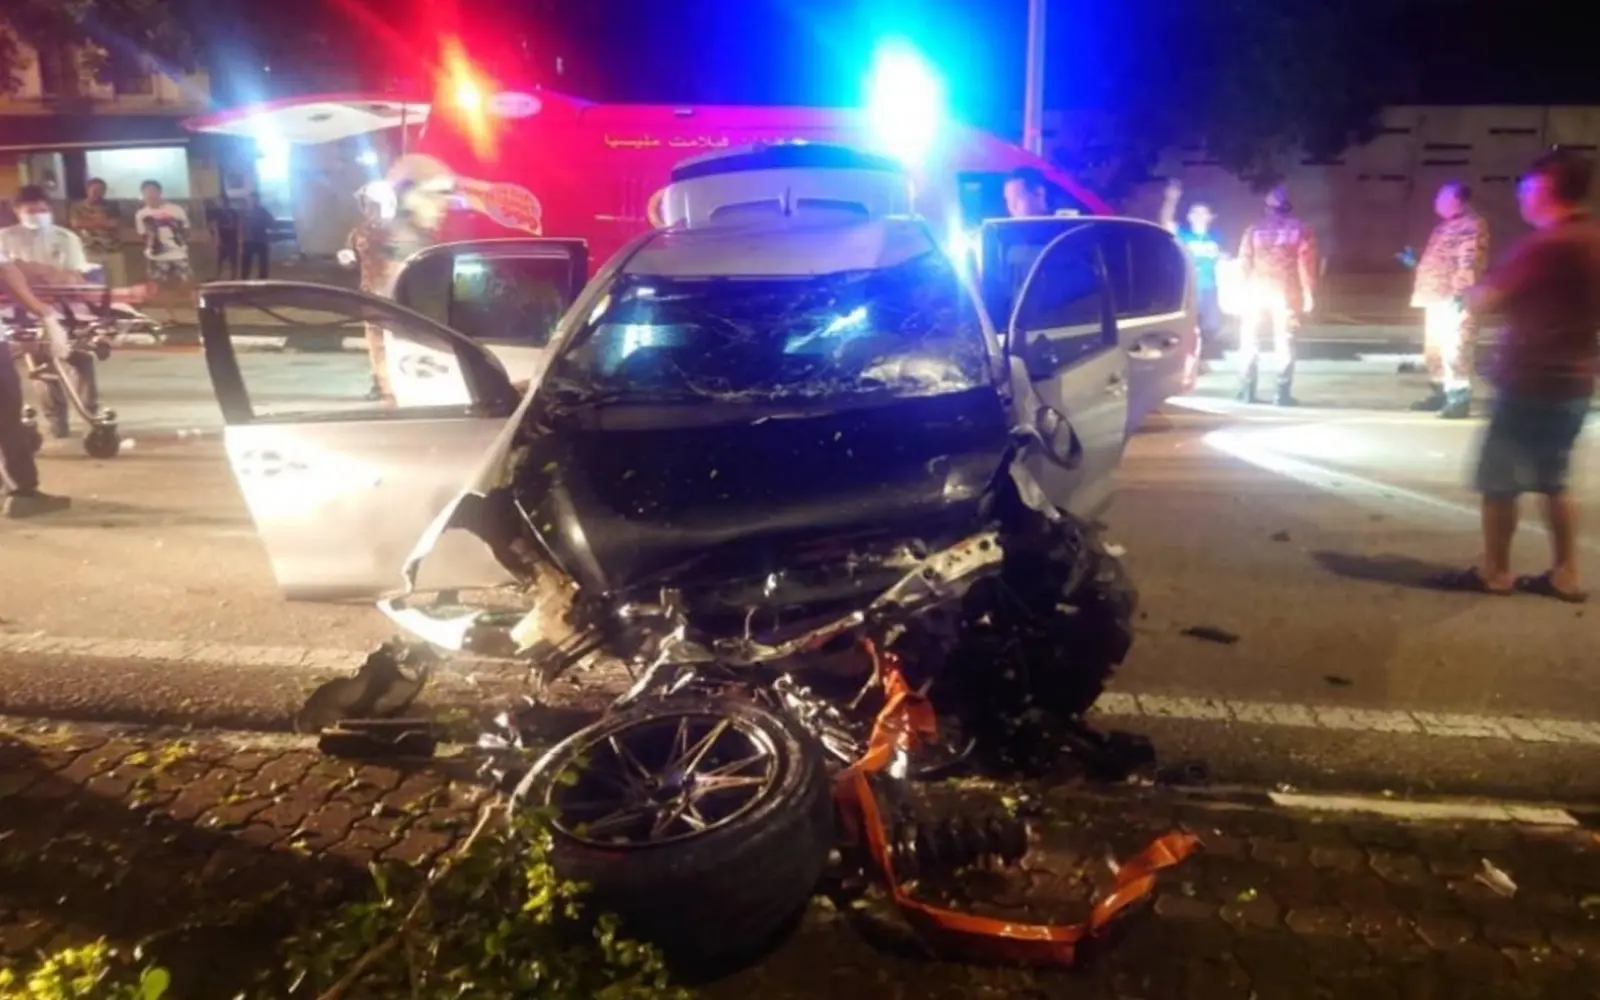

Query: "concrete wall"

xmin=1047 ymin=105 xmax=1600 ymax=273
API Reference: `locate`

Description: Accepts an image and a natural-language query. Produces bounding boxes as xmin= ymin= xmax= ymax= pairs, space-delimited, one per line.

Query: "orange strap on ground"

xmin=834 ymin=644 xmax=1201 ymax=966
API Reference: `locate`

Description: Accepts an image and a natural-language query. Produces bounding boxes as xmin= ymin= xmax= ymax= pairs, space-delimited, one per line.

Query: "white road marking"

xmin=1089 ymin=690 xmax=1600 ymax=746
xmin=1267 ymin=791 xmax=1578 ymax=827
xmin=8 ymin=633 xmax=1600 ymax=749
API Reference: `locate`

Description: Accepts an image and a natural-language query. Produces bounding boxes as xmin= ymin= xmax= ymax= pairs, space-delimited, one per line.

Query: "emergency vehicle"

xmin=183 ymin=87 xmax=1111 ymax=274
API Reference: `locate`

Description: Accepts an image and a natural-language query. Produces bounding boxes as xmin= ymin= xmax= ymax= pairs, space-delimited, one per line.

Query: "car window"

xmin=977 ymin=218 xmax=1089 ymax=328
xmin=545 ymin=251 xmax=990 ymax=404
xmin=1099 ymin=225 xmax=1188 ymax=319
xmin=957 ymin=170 xmax=1089 ymax=227
xmin=1013 ymin=234 xmax=1109 ymax=366
xmin=209 ymin=294 xmax=481 ymax=421
xmin=447 ymin=253 xmax=573 ymax=346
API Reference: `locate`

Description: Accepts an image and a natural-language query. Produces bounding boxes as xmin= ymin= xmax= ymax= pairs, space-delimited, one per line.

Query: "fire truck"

xmin=184 ymin=74 xmax=1110 ymax=273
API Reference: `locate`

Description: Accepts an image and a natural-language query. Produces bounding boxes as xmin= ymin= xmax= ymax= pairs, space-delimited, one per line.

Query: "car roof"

xmin=621 ymin=217 xmax=941 ymax=279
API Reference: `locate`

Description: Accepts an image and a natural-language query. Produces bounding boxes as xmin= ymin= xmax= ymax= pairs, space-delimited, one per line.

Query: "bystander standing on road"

xmin=134 ymin=180 xmax=192 ymax=328
xmin=1159 ymin=177 xmax=1230 ymax=369
xmin=208 ymin=193 xmax=242 ymax=280
xmin=345 ymin=188 xmax=395 ymax=403
xmin=1236 ymin=186 xmax=1318 ymax=406
xmin=240 ymin=192 xmax=274 ymax=280
xmin=0 ymin=186 xmax=100 ymax=439
xmin=1407 ymin=182 xmax=1490 ymax=419
xmin=68 ymin=178 xmax=125 ymax=288
xmin=1434 ymin=149 xmax=1600 ymax=602
xmin=0 ymin=248 xmax=72 ymax=518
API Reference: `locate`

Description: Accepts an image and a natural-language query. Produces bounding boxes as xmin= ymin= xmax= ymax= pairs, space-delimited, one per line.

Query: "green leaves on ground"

xmin=0 ymin=941 xmax=167 ymax=1000
xmin=0 ymin=813 xmax=687 ymax=1000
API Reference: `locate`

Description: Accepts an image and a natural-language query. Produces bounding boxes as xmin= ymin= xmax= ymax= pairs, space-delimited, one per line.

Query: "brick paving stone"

xmin=1153 ymin=891 xmax=1216 ymax=922
xmin=1249 ymin=837 xmax=1309 ymax=869
xmin=1309 ymin=842 xmax=1368 ymax=873
xmin=251 ymin=753 xmax=314 ymax=792
xmin=1369 ymin=848 xmax=1438 ymax=890
xmin=9 ymin=720 xmax=1600 ymax=1000
xmin=1196 ymin=831 xmax=1250 ymax=860
xmin=1219 ymin=891 xmax=1283 ymax=932
xmin=1284 ymin=903 xmax=1349 ymax=936
xmin=1412 ymin=910 xmax=1478 ymax=949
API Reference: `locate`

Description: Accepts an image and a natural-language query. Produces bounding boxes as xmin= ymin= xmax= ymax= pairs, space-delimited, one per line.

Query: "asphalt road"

xmin=3 ymin=352 xmax=1599 ymax=801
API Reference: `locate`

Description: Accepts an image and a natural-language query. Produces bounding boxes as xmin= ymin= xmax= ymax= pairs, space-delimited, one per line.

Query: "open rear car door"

xmin=198 ymin=267 xmax=579 ymax=601
xmin=390 ymin=239 xmax=589 ymax=388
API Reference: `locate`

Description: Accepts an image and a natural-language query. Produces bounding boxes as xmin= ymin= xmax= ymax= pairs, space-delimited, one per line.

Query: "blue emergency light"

xmin=865 ymin=40 xmax=946 ymax=167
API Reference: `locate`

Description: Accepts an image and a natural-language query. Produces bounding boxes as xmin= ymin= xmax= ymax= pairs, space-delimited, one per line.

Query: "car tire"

xmin=512 ymin=695 xmax=834 ymax=970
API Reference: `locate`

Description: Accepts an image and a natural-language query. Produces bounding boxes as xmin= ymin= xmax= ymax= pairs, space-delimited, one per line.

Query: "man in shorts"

xmin=134 ymin=179 xmax=192 ymax=326
xmin=1439 ymin=149 xmax=1600 ymax=602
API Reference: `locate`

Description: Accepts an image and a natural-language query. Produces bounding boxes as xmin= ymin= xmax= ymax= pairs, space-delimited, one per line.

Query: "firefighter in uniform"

xmin=1236 ymin=186 xmax=1318 ymax=406
xmin=1407 ymin=182 xmax=1489 ymax=419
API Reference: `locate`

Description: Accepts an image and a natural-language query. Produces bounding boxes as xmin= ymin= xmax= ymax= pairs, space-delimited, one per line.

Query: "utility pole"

xmin=1022 ymin=0 xmax=1047 ymax=156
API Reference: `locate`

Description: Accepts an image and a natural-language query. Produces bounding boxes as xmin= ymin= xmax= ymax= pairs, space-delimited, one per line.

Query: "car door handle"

xmin=1130 ymin=332 xmax=1181 ymax=357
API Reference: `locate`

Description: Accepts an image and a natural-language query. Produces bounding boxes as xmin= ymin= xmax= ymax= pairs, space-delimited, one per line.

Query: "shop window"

xmin=84 ymin=147 xmax=191 ymax=200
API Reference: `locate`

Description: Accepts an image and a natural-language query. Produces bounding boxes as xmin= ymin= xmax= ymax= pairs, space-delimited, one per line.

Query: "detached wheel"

xmin=514 ymin=695 xmax=834 ymax=969
xmin=83 ymin=426 xmax=121 ymax=459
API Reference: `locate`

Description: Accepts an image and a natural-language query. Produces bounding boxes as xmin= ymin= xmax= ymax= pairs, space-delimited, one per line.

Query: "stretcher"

xmin=3 ymin=283 xmax=159 ymax=459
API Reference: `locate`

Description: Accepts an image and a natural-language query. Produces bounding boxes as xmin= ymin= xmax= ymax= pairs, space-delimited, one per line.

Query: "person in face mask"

xmin=2 ymin=185 xmax=98 ymax=439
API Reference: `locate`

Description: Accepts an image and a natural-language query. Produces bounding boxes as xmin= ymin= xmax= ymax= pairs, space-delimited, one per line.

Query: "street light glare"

xmin=865 ymin=40 xmax=946 ymax=166
xmin=454 ymin=77 xmax=484 ymax=113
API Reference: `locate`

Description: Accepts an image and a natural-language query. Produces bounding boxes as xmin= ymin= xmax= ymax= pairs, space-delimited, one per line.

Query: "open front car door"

xmin=199 ymin=281 xmax=529 ymax=601
xmin=980 ymin=216 xmax=1196 ymax=436
xmin=1001 ymin=225 xmax=1129 ymax=519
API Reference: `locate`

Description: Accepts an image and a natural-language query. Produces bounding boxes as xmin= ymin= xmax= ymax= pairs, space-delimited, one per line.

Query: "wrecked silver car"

xmin=198 ymin=198 xmax=1195 ymax=964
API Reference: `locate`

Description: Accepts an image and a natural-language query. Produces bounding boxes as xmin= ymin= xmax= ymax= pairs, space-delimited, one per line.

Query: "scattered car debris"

xmin=880 ymin=802 xmax=1032 ymax=879
xmin=1180 ymin=625 xmax=1241 ymax=645
xmin=1476 ymin=859 xmax=1517 ymax=897
xmin=832 ymin=653 xmax=1202 ymax=966
xmin=316 ymin=719 xmax=440 ymax=761
xmin=294 ymin=641 xmax=436 ymax=734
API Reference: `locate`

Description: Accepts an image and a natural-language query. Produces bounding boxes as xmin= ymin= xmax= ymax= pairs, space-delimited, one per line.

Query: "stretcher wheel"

xmin=83 ymin=426 xmax=121 ymax=459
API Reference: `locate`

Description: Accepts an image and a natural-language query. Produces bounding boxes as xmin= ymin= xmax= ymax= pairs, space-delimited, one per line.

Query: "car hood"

xmin=380 ymin=352 xmax=1062 ymax=652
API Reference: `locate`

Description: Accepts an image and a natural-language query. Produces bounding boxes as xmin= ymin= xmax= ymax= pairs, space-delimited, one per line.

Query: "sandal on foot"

xmin=1515 ymin=572 xmax=1589 ymax=604
xmin=1427 ymin=567 xmax=1513 ymax=595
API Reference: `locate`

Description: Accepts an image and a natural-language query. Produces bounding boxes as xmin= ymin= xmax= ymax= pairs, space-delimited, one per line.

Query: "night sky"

xmin=195 ymin=0 xmax=1600 ymax=128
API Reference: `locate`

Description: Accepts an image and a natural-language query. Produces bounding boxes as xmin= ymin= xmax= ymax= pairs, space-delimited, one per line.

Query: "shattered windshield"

xmin=543 ymin=250 xmax=990 ymax=404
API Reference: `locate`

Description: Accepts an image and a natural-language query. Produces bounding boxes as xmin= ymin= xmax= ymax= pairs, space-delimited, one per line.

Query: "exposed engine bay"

xmin=343 ymin=389 xmax=1142 ymax=967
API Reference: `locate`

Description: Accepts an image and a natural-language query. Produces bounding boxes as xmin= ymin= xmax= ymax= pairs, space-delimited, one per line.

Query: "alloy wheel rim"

xmin=545 ymin=711 xmax=780 ymax=847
